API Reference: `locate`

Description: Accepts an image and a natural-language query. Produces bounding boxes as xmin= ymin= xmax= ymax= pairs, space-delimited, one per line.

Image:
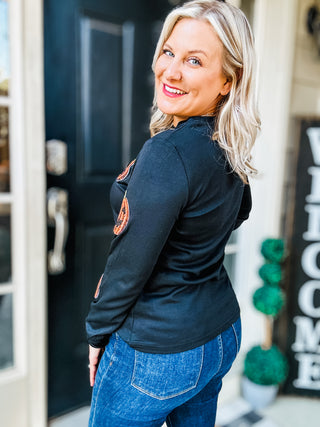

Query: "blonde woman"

xmin=86 ymin=1 xmax=260 ymax=425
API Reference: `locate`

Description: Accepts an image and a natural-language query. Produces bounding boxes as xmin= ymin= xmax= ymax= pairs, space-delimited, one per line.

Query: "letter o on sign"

xmin=299 ymin=280 xmax=320 ymax=317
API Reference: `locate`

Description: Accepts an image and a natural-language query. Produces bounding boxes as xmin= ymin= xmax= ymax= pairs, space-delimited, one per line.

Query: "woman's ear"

xmin=221 ymin=78 xmax=231 ymax=96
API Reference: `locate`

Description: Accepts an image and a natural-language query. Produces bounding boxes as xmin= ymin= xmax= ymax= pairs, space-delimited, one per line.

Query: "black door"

xmin=44 ymin=0 xmax=171 ymax=417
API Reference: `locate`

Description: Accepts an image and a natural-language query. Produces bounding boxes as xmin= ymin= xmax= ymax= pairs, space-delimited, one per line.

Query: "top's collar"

xmin=174 ymin=115 xmax=215 ymax=129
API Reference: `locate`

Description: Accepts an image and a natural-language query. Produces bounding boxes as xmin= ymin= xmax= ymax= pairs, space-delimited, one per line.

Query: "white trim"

xmin=0 ymin=193 xmax=13 ymax=203
xmin=23 ymin=0 xmax=47 ymax=424
xmin=0 ymin=95 xmax=11 ymax=106
xmin=0 ymin=284 xmax=13 ymax=295
xmin=0 ymin=367 xmax=26 ymax=383
xmin=225 ymin=243 xmax=238 ymax=255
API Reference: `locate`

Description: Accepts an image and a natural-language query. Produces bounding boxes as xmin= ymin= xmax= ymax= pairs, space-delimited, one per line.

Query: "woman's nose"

xmin=164 ymin=60 xmax=182 ymax=81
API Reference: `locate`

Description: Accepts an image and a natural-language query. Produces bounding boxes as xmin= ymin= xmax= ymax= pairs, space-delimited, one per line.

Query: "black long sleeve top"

xmin=86 ymin=115 xmax=251 ymax=353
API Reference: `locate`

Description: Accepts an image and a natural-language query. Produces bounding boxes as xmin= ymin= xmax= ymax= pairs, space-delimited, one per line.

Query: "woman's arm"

xmin=85 ymin=138 xmax=188 ymax=348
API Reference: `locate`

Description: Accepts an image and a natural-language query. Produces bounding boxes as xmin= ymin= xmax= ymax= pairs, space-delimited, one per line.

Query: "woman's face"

xmin=155 ymin=18 xmax=231 ymax=126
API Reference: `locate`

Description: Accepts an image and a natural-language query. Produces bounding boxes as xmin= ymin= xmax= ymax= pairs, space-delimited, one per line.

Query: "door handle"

xmin=47 ymin=187 xmax=69 ymax=274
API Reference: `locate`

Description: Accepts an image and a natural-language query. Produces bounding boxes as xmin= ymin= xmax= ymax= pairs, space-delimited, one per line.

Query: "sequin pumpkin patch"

xmin=113 ymin=193 xmax=130 ymax=235
xmin=116 ymin=159 xmax=136 ymax=182
xmin=94 ymin=274 xmax=103 ymax=299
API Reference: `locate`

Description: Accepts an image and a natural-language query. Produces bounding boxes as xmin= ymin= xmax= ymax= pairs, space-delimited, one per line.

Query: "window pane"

xmin=0 ymin=293 xmax=13 ymax=369
xmin=0 ymin=0 xmax=10 ymax=96
xmin=0 ymin=106 xmax=10 ymax=192
xmin=0 ymin=204 xmax=11 ymax=283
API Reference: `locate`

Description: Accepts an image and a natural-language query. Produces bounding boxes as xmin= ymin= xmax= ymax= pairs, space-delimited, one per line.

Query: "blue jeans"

xmin=88 ymin=317 xmax=241 ymax=426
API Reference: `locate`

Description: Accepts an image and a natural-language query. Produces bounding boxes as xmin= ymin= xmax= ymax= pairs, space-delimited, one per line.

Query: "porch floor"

xmin=48 ymin=395 xmax=320 ymax=427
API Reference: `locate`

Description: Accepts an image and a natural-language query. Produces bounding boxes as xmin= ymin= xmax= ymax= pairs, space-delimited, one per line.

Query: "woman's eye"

xmin=163 ymin=49 xmax=174 ymax=57
xmin=188 ymin=57 xmax=201 ymax=66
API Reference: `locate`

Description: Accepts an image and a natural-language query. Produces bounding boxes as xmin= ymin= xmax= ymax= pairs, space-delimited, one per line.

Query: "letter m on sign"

xmin=292 ymin=316 xmax=320 ymax=353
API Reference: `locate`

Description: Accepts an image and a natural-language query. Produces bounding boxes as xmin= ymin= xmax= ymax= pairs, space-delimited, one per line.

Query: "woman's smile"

xmin=162 ymin=83 xmax=187 ymax=97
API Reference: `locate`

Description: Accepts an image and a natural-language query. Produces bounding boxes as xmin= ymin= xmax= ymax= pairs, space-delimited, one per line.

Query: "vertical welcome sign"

xmin=284 ymin=119 xmax=320 ymax=396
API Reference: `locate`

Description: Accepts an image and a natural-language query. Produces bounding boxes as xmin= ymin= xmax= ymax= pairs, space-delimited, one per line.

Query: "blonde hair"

xmin=150 ymin=0 xmax=261 ymax=183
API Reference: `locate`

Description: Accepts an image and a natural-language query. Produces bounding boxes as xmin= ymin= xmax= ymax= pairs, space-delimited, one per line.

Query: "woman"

xmin=86 ymin=1 xmax=260 ymax=425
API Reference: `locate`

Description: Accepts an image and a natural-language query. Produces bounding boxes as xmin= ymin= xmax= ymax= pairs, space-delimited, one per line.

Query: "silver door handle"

xmin=47 ymin=187 xmax=69 ymax=274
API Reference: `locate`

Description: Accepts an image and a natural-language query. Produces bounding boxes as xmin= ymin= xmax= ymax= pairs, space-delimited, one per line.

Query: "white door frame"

xmin=24 ymin=0 xmax=47 ymax=424
xmin=0 ymin=0 xmax=46 ymax=426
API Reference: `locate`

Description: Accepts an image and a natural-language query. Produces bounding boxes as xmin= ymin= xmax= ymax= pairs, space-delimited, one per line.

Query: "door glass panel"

xmin=0 ymin=204 xmax=11 ymax=283
xmin=0 ymin=293 xmax=13 ymax=369
xmin=0 ymin=106 xmax=10 ymax=192
xmin=0 ymin=0 xmax=10 ymax=96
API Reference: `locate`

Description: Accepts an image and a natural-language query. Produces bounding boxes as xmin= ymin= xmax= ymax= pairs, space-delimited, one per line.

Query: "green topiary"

xmin=244 ymin=345 xmax=288 ymax=385
xmin=253 ymin=285 xmax=285 ymax=316
xmin=261 ymin=239 xmax=285 ymax=263
xmin=258 ymin=263 xmax=282 ymax=286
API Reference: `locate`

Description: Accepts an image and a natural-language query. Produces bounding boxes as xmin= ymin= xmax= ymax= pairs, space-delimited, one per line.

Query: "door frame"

xmin=24 ymin=0 xmax=47 ymax=424
xmin=0 ymin=0 xmax=47 ymax=426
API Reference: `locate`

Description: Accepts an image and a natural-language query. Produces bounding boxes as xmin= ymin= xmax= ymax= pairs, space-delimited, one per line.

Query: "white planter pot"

xmin=241 ymin=376 xmax=279 ymax=410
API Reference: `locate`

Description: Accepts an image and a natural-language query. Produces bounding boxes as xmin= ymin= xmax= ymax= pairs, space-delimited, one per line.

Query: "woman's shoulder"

xmin=138 ymin=117 xmax=229 ymax=181
xmin=135 ymin=128 xmax=187 ymax=173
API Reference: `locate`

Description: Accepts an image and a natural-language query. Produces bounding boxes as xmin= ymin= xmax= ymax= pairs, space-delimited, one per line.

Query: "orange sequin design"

xmin=113 ymin=195 xmax=130 ymax=235
xmin=94 ymin=274 xmax=103 ymax=299
xmin=116 ymin=159 xmax=136 ymax=182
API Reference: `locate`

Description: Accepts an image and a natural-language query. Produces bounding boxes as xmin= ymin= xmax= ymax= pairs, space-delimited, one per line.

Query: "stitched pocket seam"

xmin=231 ymin=323 xmax=239 ymax=354
xmin=216 ymin=334 xmax=223 ymax=374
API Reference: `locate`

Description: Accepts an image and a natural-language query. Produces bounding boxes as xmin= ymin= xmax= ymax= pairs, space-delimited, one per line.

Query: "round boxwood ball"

xmin=244 ymin=345 xmax=288 ymax=385
xmin=261 ymin=239 xmax=285 ymax=263
xmin=258 ymin=263 xmax=282 ymax=286
xmin=253 ymin=285 xmax=285 ymax=316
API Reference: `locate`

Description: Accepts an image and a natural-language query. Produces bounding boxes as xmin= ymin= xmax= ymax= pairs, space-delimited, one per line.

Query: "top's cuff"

xmin=87 ymin=334 xmax=111 ymax=348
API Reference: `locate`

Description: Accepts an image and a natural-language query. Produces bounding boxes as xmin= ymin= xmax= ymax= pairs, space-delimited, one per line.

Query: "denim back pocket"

xmin=131 ymin=346 xmax=204 ymax=400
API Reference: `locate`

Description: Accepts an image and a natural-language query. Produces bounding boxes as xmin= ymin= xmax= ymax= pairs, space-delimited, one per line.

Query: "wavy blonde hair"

xmin=150 ymin=0 xmax=261 ymax=183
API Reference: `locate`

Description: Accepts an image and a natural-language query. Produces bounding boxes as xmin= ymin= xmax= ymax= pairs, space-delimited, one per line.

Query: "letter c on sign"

xmin=298 ymin=280 xmax=320 ymax=317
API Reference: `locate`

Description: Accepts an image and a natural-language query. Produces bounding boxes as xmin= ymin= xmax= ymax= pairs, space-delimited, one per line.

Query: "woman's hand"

xmin=88 ymin=345 xmax=104 ymax=387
